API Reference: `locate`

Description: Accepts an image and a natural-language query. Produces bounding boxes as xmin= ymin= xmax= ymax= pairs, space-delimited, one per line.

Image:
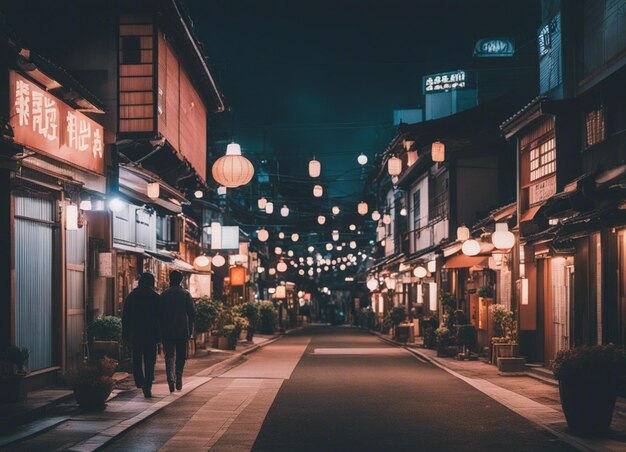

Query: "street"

xmin=104 ymin=326 xmax=573 ymax=451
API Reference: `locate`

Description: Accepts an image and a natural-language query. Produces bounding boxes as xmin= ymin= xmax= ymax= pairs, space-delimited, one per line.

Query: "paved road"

xmin=105 ymin=326 xmax=573 ymax=451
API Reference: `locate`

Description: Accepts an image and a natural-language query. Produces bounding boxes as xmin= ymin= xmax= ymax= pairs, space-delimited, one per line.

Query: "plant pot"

xmin=208 ymin=334 xmax=219 ymax=348
xmin=73 ymin=379 xmax=114 ymax=411
xmin=558 ymin=376 xmax=619 ymax=435
xmin=0 ymin=375 xmax=28 ymax=403
xmin=91 ymin=340 xmax=120 ymax=360
xmin=218 ymin=336 xmax=236 ymax=350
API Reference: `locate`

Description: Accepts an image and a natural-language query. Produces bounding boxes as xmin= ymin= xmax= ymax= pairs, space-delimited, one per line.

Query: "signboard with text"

xmin=423 ymin=70 xmax=467 ymax=94
xmin=473 ymin=38 xmax=515 ymax=58
xmin=9 ymin=71 xmax=105 ymax=175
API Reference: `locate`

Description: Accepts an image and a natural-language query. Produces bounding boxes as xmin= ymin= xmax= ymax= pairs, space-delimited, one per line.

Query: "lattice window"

xmin=584 ymin=106 xmax=605 ymax=149
xmin=529 ymin=137 xmax=556 ymax=182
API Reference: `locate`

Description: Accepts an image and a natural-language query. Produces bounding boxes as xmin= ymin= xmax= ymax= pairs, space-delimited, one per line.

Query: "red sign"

xmin=9 ymin=71 xmax=105 ymax=175
xmin=229 ymin=266 xmax=246 ymax=286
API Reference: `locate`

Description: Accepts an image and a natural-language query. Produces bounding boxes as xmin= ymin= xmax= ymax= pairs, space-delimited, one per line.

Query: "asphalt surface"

xmin=105 ymin=325 xmax=573 ymax=451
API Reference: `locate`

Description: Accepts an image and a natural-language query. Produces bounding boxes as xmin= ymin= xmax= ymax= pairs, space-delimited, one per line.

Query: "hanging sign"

xmin=9 ymin=71 xmax=105 ymax=175
xmin=423 ymin=70 xmax=467 ymax=94
xmin=473 ymin=38 xmax=515 ymax=58
xmin=229 ymin=266 xmax=246 ymax=286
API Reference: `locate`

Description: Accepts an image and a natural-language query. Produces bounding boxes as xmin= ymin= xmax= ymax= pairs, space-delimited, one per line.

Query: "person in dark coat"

xmin=122 ymin=272 xmax=161 ymax=398
xmin=161 ymin=270 xmax=195 ymax=392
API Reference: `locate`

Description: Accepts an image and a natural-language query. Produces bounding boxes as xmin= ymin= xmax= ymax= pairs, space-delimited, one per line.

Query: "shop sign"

xmin=9 ymin=71 xmax=105 ymax=175
xmin=473 ymin=38 xmax=515 ymax=57
xmin=229 ymin=266 xmax=246 ymax=286
xmin=423 ymin=70 xmax=466 ymax=94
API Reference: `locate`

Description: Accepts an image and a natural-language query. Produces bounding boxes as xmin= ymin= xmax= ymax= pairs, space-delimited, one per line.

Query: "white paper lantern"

xmin=257 ymin=266 xmax=265 ymax=273
xmin=269 ymin=268 xmax=276 ymax=275
xmin=308 ymin=245 xmax=315 ymax=253
xmin=258 ymin=197 xmax=267 ymax=209
xmin=212 ymin=254 xmax=226 ymax=267
xmin=265 ymin=202 xmax=274 ymax=214
xmin=367 ymin=278 xmax=379 ymax=291
xmin=212 ymin=142 xmax=254 ymax=188
xmin=400 ymin=208 xmax=407 ymax=216
xmin=288 ymin=250 xmax=294 ymax=257
xmin=387 ymin=156 xmax=402 ymax=176
xmin=413 ymin=266 xmax=427 ymax=278
xmin=349 ymin=241 xmax=357 ymax=249
xmin=371 ymin=210 xmax=381 ymax=221
xmin=462 ymin=239 xmax=481 ymax=256
xmin=280 ymin=205 xmax=289 ymax=217
xmin=278 ymin=232 xmax=285 ymax=239
xmin=332 ymin=206 xmax=340 ymax=215
xmin=194 ymin=190 xmax=203 ymax=199
xmin=147 ymin=182 xmax=160 ymax=199
xmin=358 ymin=201 xmax=368 ymax=215
xmin=492 ymin=223 xmax=515 ymax=250
xmin=317 ymin=215 xmax=326 ymax=225
xmin=332 ymin=230 xmax=339 ymax=241
xmin=66 ymin=204 xmax=78 ymax=230
xmin=217 ymin=186 xmax=227 ymax=195
xmin=291 ymin=233 xmax=299 ymax=242
xmin=383 ymin=214 xmax=391 ymax=225
xmin=309 ymin=157 xmax=321 ymax=178
xmin=457 ymin=226 xmax=470 ymax=242
xmin=299 ymin=269 xmax=305 ymax=275
xmin=357 ymin=153 xmax=368 ymax=165
xmin=313 ymin=185 xmax=323 ymax=197
xmin=326 ymin=243 xmax=333 ymax=251
xmin=194 ymin=255 xmax=210 ymax=267
xmin=384 ymin=277 xmax=396 ymax=290
xmin=257 ymin=228 xmax=269 ymax=242
xmin=432 ymin=140 xmax=445 ymax=162
xmin=427 ymin=260 xmax=437 ymax=273
xmin=277 ymin=261 xmax=288 ymax=272
xmin=340 ymin=264 xmax=346 ymax=271
xmin=349 ymin=224 xmax=356 ymax=231
xmin=79 ymin=199 xmax=92 ymax=211
xmin=274 ymin=246 xmax=283 ymax=255
xmin=108 ymin=197 xmax=126 ymax=213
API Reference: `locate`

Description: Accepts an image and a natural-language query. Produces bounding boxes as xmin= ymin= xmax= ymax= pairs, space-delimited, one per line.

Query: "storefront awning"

xmin=520 ymin=205 xmax=541 ymax=223
xmin=443 ymin=254 xmax=489 ymax=269
xmin=145 ymin=250 xmax=175 ymax=263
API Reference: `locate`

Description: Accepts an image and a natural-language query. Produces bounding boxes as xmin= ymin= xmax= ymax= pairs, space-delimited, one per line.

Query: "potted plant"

xmin=435 ymin=326 xmax=454 ymax=357
xmin=233 ymin=315 xmax=249 ymax=341
xmin=422 ymin=316 xmax=439 ymax=349
xmin=0 ymin=346 xmax=29 ymax=403
xmin=552 ymin=345 xmax=626 ymax=435
xmin=195 ymin=298 xmax=220 ymax=348
xmin=477 ymin=285 xmax=494 ymax=299
xmin=217 ymin=325 xmax=238 ymax=350
xmin=258 ymin=301 xmax=277 ymax=334
xmin=69 ymin=356 xmax=118 ymax=411
xmin=388 ymin=306 xmax=408 ymax=341
xmin=490 ymin=304 xmax=517 ymax=360
xmin=358 ymin=307 xmax=376 ymax=330
xmin=90 ymin=316 xmax=122 ymax=360
xmin=238 ymin=303 xmax=259 ymax=341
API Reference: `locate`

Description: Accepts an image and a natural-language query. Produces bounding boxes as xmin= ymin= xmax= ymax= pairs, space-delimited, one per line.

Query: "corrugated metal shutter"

xmin=66 ymin=227 xmax=87 ymax=370
xmin=15 ymin=194 xmax=55 ymax=371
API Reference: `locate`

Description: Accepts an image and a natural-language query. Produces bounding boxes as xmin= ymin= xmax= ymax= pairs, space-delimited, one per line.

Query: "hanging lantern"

xmin=313 ymin=184 xmax=323 ymax=197
xmin=287 ymin=250 xmax=294 ymax=257
xmin=317 ymin=215 xmax=326 ymax=225
xmin=462 ymin=239 xmax=481 ymax=256
xmin=332 ymin=206 xmax=340 ymax=215
xmin=427 ymin=260 xmax=437 ymax=273
xmin=291 ymin=233 xmax=300 ymax=242
xmin=212 ymin=142 xmax=254 ymax=188
xmin=147 ymin=182 xmax=160 ymax=199
xmin=371 ymin=210 xmax=381 ymax=221
xmin=194 ymin=255 xmax=210 ymax=267
xmin=257 ymin=228 xmax=269 ymax=242
xmin=194 ymin=189 xmax=204 ymax=199
xmin=265 ymin=202 xmax=274 ymax=214
xmin=357 ymin=153 xmax=368 ymax=165
xmin=457 ymin=225 xmax=470 ymax=242
xmin=66 ymin=204 xmax=78 ymax=230
xmin=308 ymin=245 xmax=314 ymax=253
xmin=384 ymin=277 xmax=396 ymax=290
xmin=217 ymin=186 xmax=227 ymax=195
xmin=387 ymin=156 xmax=402 ymax=176
xmin=278 ymin=232 xmax=285 ymax=239
xmin=269 ymin=268 xmax=276 ymax=275
xmin=349 ymin=224 xmax=356 ymax=231
xmin=79 ymin=199 xmax=92 ymax=211
xmin=358 ymin=201 xmax=368 ymax=215
xmin=298 ymin=269 xmax=305 ymax=276
xmin=258 ymin=197 xmax=267 ymax=209
xmin=326 ymin=243 xmax=333 ymax=251
xmin=108 ymin=197 xmax=126 ymax=213
xmin=349 ymin=241 xmax=357 ymax=249
xmin=413 ymin=266 xmax=427 ymax=278
xmin=280 ymin=205 xmax=289 ymax=217
xmin=309 ymin=157 xmax=321 ymax=178
xmin=367 ymin=278 xmax=379 ymax=291
xmin=383 ymin=214 xmax=391 ymax=225
xmin=277 ymin=261 xmax=288 ymax=272
xmin=400 ymin=207 xmax=407 ymax=216
xmin=274 ymin=246 xmax=282 ymax=255
xmin=332 ymin=230 xmax=339 ymax=241
xmin=340 ymin=264 xmax=346 ymax=271
xmin=431 ymin=140 xmax=445 ymax=163
xmin=257 ymin=266 xmax=265 ymax=273
xmin=492 ymin=222 xmax=515 ymax=250
xmin=212 ymin=253 xmax=225 ymax=267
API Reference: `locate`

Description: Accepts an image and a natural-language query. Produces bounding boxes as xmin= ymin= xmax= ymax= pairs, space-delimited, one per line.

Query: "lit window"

xmin=529 ymin=138 xmax=556 ymax=182
xmin=584 ymin=106 xmax=605 ymax=149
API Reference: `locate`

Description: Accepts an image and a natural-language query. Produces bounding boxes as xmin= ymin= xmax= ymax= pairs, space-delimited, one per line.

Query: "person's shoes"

xmin=176 ymin=374 xmax=182 ymax=391
xmin=168 ymin=382 xmax=175 ymax=393
xmin=143 ymin=388 xmax=152 ymax=398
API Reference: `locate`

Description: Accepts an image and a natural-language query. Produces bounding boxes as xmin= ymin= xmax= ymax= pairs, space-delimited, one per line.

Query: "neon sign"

xmin=423 ymin=70 xmax=466 ymax=94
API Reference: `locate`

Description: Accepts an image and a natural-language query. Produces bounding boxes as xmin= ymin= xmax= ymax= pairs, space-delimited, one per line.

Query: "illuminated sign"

xmin=473 ymin=38 xmax=515 ymax=57
xmin=423 ymin=70 xmax=466 ymax=94
xmin=229 ymin=266 xmax=246 ymax=286
xmin=9 ymin=71 xmax=105 ymax=175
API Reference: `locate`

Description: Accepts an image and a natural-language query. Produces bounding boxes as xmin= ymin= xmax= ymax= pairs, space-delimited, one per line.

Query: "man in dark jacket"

xmin=161 ymin=270 xmax=195 ymax=392
xmin=122 ymin=272 xmax=161 ymax=398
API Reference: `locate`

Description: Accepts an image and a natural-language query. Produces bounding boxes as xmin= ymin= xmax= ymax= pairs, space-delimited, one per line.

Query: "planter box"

xmin=491 ymin=343 xmax=519 ymax=363
xmin=218 ymin=336 xmax=237 ymax=351
xmin=0 ymin=375 xmax=28 ymax=403
xmin=91 ymin=341 xmax=120 ymax=360
xmin=73 ymin=380 xmax=113 ymax=411
xmin=559 ymin=376 xmax=618 ymax=435
xmin=497 ymin=357 xmax=526 ymax=373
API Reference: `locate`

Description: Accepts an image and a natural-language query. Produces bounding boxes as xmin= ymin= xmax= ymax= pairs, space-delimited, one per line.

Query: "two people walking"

xmin=122 ymin=270 xmax=195 ymax=398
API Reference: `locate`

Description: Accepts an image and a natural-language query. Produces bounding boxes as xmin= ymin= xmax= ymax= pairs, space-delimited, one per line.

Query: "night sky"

xmin=188 ymin=0 xmax=540 ymax=201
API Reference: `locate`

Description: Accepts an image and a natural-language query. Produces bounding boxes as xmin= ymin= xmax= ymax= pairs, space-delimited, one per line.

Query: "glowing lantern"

xmin=462 ymin=239 xmax=481 ymax=256
xmin=194 ymin=255 xmax=210 ymax=267
xmin=340 ymin=264 xmax=346 ymax=271
xmin=492 ymin=223 xmax=515 ymax=250
xmin=257 ymin=266 xmax=265 ymax=273
xmin=313 ymin=185 xmax=323 ymax=197
xmin=349 ymin=241 xmax=357 ymax=249
xmin=366 ymin=278 xmax=379 ymax=291
xmin=66 ymin=204 xmax=78 ymax=230
xmin=217 ymin=186 xmax=227 ymax=195
xmin=281 ymin=205 xmax=289 ymax=217
xmin=400 ymin=208 xmax=407 ymax=216
xmin=428 ymin=260 xmax=437 ymax=273
xmin=288 ymin=250 xmax=294 ymax=257
xmin=291 ymin=233 xmax=300 ymax=242
xmin=432 ymin=140 xmax=445 ymax=162
xmin=108 ymin=197 xmax=126 ymax=213
xmin=194 ymin=190 xmax=203 ymax=199
xmin=309 ymin=157 xmax=321 ymax=178
xmin=147 ymin=182 xmax=160 ymax=199
xmin=387 ymin=156 xmax=402 ymax=176
xmin=358 ymin=201 xmax=368 ymax=215
xmin=277 ymin=261 xmax=287 ymax=272
xmin=274 ymin=246 xmax=282 ymax=255
xmin=278 ymin=232 xmax=285 ymax=239
xmin=308 ymin=245 xmax=314 ymax=253
xmin=258 ymin=197 xmax=267 ymax=209
xmin=349 ymin=224 xmax=356 ymax=231
xmin=212 ymin=254 xmax=226 ymax=267
xmin=269 ymin=268 xmax=276 ymax=275
xmin=326 ymin=243 xmax=333 ymax=251
xmin=79 ymin=199 xmax=92 ymax=211
xmin=257 ymin=228 xmax=269 ymax=242
xmin=265 ymin=202 xmax=274 ymax=214
xmin=413 ymin=266 xmax=427 ymax=278
xmin=212 ymin=142 xmax=254 ymax=188
xmin=457 ymin=226 xmax=470 ymax=242
xmin=383 ymin=214 xmax=391 ymax=225
xmin=384 ymin=277 xmax=397 ymax=290
xmin=317 ymin=215 xmax=326 ymax=225
xmin=371 ymin=210 xmax=381 ymax=221
xmin=357 ymin=153 xmax=368 ymax=165
xmin=332 ymin=230 xmax=339 ymax=241
xmin=299 ymin=269 xmax=305 ymax=276
xmin=332 ymin=206 xmax=340 ymax=215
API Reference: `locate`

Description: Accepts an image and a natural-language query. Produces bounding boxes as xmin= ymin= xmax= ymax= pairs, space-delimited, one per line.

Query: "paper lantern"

xmin=313 ymin=185 xmax=323 ymax=197
xmin=317 ymin=215 xmax=326 ymax=225
xmin=308 ymin=245 xmax=314 ymax=253
xmin=257 ymin=228 xmax=269 ymax=242
xmin=457 ymin=226 xmax=470 ymax=242
xmin=278 ymin=232 xmax=285 ymax=239
xmin=258 ymin=197 xmax=267 ymax=209
xmin=349 ymin=224 xmax=356 ymax=231
xmin=427 ymin=260 xmax=437 ymax=273
xmin=371 ymin=210 xmax=381 ymax=221
xmin=257 ymin=266 xmax=265 ymax=273
xmin=309 ymin=157 xmax=321 ymax=178
xmin=194 ymin=190 xmax=203 ymax=199
xmin=432 ymin=140 xmax=445 ymax=162
xmin=299 ymin=269 xmax=305 ymax=276
xmin=277 ymin=261 xmax=288 ymax=272
xmin=147 ymin=182 xmax=160 ymax=199
xmin=291 ymin=233 xmax=299 ymax=242
xmin=268 ymin=287 xmax=276 ymax=294
xmin=349 ymin=241 xmax=357 ymax=249
xmin=383 ymin=214 xmax=391 ymax=225
xmin=462 ymin=239 xmax=481 ymax=256
xmin=340 ymin=264 xmax=346 ymax=271
xmin=274 ymin=246 xmax=282 ymax=255
xmin=268 ymin=268 xmax=276 ymax=275
xmin=326 ymin=243 xmax=333 ymax=251
xmin=194 ymin=255 xmax=210 ymax=267
xmin=79 ymin=199 xmax=92 ymax=211
xmin=366 ymin=278 xmax=379 ymax=291
xmin=492 ymin=223 xmax=515 ymax=250
xmin=66 ymin=204 xmax=78 ymax=230
xmin=212 ymin=254 xmax=226 ymax=267
xmin=288 ymin=250 xmax=294 ymax=257
xmin=332 ymin=230 xmax=339 ymax=241
xmin=108 ymin=197 xmax=126 ymax=213
xmin=280 ymin=205 xmax=289 ymax=217
xmin=217 ymin=186 xmax=227 ymax=195
xmin=384 ymin=277 xmax=396 ymax=290
xmin=357 ymin=153 xmax=368 ymax=165
xmin=387 ymin=156 xmax=402 ymax=176
xmin=400 ymin=208 xmax=407 ymax=216
xmin=212 ymin=142 xmax=254 ymax=188
xmin=413 ymin=266 xmax=427 ymax=278
xmin=358 ymin=201 xmax=368 ymax=215
xmin=265 ymin=202 xmax=274 ymax=214
xmin=332 ymin=206 xmax=340 ymax=215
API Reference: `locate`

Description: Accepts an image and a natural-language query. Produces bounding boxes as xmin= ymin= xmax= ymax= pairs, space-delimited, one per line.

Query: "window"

xmin=412 ymin=189 xmax=421 ymax=231
xmin=584 ymin=106 xmax=605 ymax=149
xmin=121 ymin=36 xmax=141 ymax=65
xmin=529 ymin=137 xmax=556 ymax=182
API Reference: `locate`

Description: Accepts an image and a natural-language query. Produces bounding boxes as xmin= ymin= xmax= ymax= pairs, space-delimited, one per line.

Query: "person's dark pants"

xmin=132 ymin=343 xmax=157 ymax=390
xmin=164 ymin=340 xmax=188 ymax=385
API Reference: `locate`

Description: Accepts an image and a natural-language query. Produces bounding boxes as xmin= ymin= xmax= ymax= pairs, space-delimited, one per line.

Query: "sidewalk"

xmin=373 ymin=330 xmax=626 ymax=452
xmin=0 ymin=333 xmax=280 ymax=451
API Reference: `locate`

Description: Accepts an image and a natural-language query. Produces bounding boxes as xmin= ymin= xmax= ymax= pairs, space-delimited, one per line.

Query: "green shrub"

xmin=439 ymin=292 xmax=457 ymax=313
xmin=258 ymin=301 xmax=277 ymax=334
xmin=358 ymin=307 xmax=376 ymax=330
xmin=435 ymin=326 xmax=451 ymax=345
xmin=69 ymin=356 xmax=118 ymax=383
xmin=389 ymin=306 xmax=407 ymax=328
xmin=490 ymin=304 xmax=514 ymax=339
xmin=219 ymin=324 xmax=238 ymax=339
xmin=238 ymin=302 xmax=260 ymax=326
xmin=195 ymin=298 xmax=220 ymax=333
xmin=477 ymin=285 xmax=494 ymax=298
xmin=89 ymin=316 xmax=122 ymax=341
xmin=551 ymin=345 xmax=626 ymax=381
